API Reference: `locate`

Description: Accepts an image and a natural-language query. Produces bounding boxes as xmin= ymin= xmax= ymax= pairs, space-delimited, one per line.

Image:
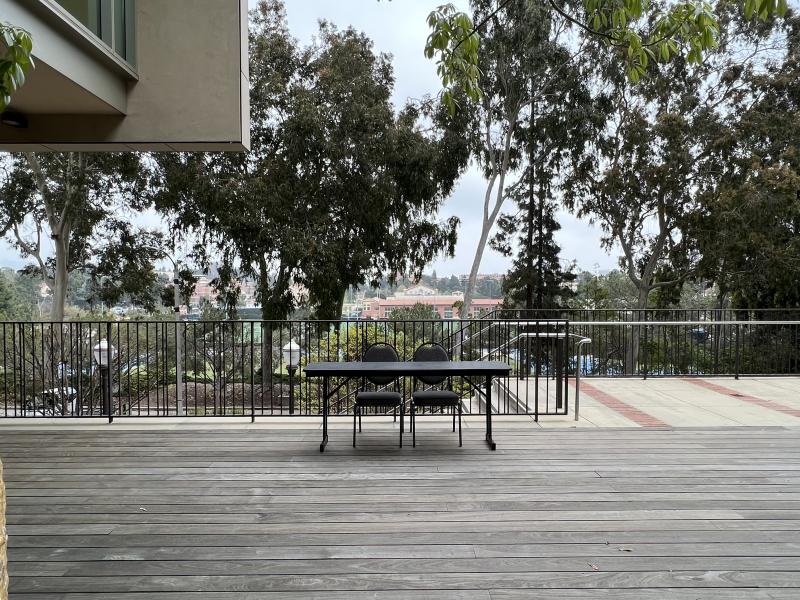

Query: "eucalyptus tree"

xmin=425 ymin=0 xmax=787 ymax=111
xmin=457 ymin=0 xmax=600 ymax=318
xmin=0 ymin=152 xmax=154 ymax=321
xmin=488 ymin=8 xmax=603 ymax=312
xmin=289 ymin=23 xmax=469 ymax=320
xmin=565 ymin=4 xmax=786 ymax=370
xmin=694 ymin=12 xmax=800 ymax=309
xmin=152 ymin=0 xmax=468 ymax=406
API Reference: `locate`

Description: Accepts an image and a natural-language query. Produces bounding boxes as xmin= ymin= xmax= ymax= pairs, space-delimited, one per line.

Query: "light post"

xmin=92 ymin=339 xmax=116 ymax=423
xmin=170 ymin=262 xmax=185 ymax=416
xmin=282 ymin=339 xmax=301 ymax=415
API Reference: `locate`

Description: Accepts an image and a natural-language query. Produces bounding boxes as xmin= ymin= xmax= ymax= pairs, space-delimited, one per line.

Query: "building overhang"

xmin=0 ymin=0 xmax=250 ymax=152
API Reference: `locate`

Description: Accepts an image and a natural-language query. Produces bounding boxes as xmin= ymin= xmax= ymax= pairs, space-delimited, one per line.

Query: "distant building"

xmin=397 ymin=284 xmax=438 ymax=297
xmin=187 ymin=275 xmax=259 ymax=309
xmin=360 ymin=294 xmax=502 ymax=320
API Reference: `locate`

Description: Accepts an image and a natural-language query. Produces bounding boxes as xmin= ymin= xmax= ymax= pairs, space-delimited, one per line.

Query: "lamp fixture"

xmin=1 ymin=111 xmax=28 ymax=128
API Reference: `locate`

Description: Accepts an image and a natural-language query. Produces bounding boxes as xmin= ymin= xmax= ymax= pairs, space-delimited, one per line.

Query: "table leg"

xmin=320 ymin=376 xmax=329 ymax=452
xmin=485 ymin=375 xmax=496 ymax=450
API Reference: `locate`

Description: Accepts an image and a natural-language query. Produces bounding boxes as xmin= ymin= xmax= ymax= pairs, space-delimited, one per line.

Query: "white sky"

xmin=0 ymin=0 xmax=619 ymax=277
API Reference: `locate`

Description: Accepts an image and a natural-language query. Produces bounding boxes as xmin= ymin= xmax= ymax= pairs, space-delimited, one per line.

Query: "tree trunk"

xmin=626 ymin=285 xmax=650 ymax=375
xmin=461 ymin=103 xmax=520 ymax=319
xmin=314 ymin=287 xmax=346 ymax=321
xmin=462 ymin=218 xmax=495 ymax=320
xmin=527 ymin=83 xmax=536 ymax=313
xmin=50 ymin=235 xmax=69 ymax=322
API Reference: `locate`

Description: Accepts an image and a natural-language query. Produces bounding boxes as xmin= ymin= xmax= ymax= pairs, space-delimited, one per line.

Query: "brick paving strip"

xmin=570 ymin=380 xmax=670 ymax=428
xmin=684 ymin=377 xmax=800 ymax=418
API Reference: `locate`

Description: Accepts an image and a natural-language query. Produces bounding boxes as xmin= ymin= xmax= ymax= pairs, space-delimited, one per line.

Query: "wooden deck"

xmin=1 ymin=424 xmax=800 ymax=599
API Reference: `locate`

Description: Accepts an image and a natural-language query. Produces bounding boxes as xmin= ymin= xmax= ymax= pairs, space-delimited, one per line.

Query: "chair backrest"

xmin=413 ymin=343 xmax=450 ymax=386
xmin=362 ymin=342 xmax=400 ymax=386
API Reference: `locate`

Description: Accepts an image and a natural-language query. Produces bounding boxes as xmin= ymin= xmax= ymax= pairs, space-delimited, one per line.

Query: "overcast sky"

xmin=0 ymin=0 xmax=619 ymax=277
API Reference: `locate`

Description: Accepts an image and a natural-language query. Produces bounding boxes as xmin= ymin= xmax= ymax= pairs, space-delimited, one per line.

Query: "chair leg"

xmin=353 ymin=406 xmax=357 ymax=447
xmin=393 ymin=406 xmax=397 ymax=422
xmin=412 ymin=405 xmax=416 ymax=448
xmin=399 ymin=405 xmax=403 ymax=448
xmin=458 ymin=403 xmax=462 ymax=447
xmin=359 ymin=408 xmax=362 ymax=432
xmin=452 ymin=407 xmax=456 ymax=432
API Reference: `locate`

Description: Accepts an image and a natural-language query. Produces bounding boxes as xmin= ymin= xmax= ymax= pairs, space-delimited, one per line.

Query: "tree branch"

xmin=12 ymin=222 xmax=53 ymax=288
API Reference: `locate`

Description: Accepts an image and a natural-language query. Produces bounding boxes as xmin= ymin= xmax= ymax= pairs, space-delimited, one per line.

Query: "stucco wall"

xmin=0 ymin=0 xmax=250 ymax=151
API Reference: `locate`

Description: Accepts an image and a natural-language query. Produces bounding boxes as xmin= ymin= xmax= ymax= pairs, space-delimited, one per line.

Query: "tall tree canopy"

xmin=425 ymin=0 xmax=787 ymax=112
xmin=0 ymin=152 xmax=161 ymax=320
xmin=565 ymin=3 xmax=784 ymax=314
xmin=487 ymin=2 xmax=603 ymax=311
xmin=152 ymin=0 xmax=469 ymax=321
xmin=458 ymin=0 xmax=604 ymax=317
xmin=694 ymin=13 xmax=800 ymax=309
xmin=493 ymin=182 xmax=577 ymax=309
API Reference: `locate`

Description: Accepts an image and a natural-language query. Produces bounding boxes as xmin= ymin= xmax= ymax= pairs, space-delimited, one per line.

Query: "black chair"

xmin=354 ymin=342 xmax=404 ymax=447
xmin=411 ymin=343 xmax=462 ymax=447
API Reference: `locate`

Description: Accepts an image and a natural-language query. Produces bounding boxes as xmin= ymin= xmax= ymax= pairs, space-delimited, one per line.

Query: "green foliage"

xmin=693 ymin=16 xmax=800 ymax=309
xmin=86 ymin=225 xmax=165 ymax=311
xmin=388 ymin=302 xmax=441 ymax=321
xmin=570 ymin=270 xmax=640 ymax=309
xmin=424 ymin=0 xmax=786 ymax=106
xmin=0 ymin=22 xmax=34 ymax=111
xmin=484 ymin=0 xmax=601 ymax=312
xmin=0 ymin=270 xmax=32 ymax=320
xmin=425 ymin=4 xmax=482 ymax=113
xmin=493 ymin=194 xmax=577 ymax=310
xmin=152 ymin=0 xmax=468 ymax=322
xmin=0 ymin=152 xmax=149 ymax=320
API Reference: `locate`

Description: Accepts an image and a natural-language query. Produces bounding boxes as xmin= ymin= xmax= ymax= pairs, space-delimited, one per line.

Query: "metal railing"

xmin=493 ymin=309 xmax=800 ymax=377
xmin=569 ymin=320 xmax=800 ymax=377
xmin=0 ymin=319 xmax=573 ymax=420
xmin=1 ymin=314 xmax=797 ymax=420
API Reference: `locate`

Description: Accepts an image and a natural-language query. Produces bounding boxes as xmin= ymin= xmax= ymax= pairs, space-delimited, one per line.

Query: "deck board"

xmin=1 ymin=425 xmax=799 ymax=598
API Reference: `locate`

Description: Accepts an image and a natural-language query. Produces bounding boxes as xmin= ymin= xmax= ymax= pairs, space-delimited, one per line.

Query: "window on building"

xmin=443 ymin=308 xmax=453 ymax=319
xmin=55 ymin=0 xmax=136 ymax=65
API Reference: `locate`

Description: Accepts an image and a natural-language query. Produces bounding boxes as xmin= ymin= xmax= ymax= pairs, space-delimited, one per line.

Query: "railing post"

xmin=642 ymin=313 xmax=649 ymax=380
xmin=735 ymin=323 xmax=741 ymax=380
xmin=106 ymin=322 xmax=113 ymax=423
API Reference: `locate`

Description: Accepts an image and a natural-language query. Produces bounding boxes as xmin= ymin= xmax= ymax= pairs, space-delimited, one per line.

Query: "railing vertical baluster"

xmin=643 ymin=313 xmax=648 ymax=380
xmin=2 ymin=323 xmax=6 ymax=417
xmin=735 ymin=323 xmax=741 ymax=380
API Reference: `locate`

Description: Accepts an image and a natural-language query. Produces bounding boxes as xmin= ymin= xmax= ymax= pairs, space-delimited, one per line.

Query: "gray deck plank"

xmin=8 ymin=541 xmax=800 ymax=562
xmin=8 ymin=571 xmax=800 ymax=593
xmin=2 ymin=426 xmax=799 ymax=596
xmin=5 ymin=591 xmax=796 ymax=600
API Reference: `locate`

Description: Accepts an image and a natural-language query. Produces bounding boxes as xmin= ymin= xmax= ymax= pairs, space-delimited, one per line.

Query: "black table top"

xmin=303 ymin=360 xmax=511 ymax=378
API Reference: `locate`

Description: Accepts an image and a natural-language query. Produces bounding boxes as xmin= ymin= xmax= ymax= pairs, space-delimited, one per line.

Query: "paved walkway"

xmin=0 ymin=377 xmax=797 ymax=432
xmin=558 ymin=377 xmax=800 ymax=429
